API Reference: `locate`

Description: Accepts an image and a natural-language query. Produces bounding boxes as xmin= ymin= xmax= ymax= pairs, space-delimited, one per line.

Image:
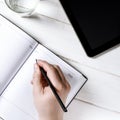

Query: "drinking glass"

xmin=5 ymin=0 xmax=39 ymax=16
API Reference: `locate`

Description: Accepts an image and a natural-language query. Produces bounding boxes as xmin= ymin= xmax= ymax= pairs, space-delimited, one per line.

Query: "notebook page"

xmin=0 ymin=97 xmax=35 ymax=120
xmin=0 ymin=15 xmax=38 ymax=94
xmin=0 ymin=44 xmax=87 ymax=120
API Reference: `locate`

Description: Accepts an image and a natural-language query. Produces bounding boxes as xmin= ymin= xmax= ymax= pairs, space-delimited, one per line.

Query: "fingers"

xmin=32 ymin=60 xmax=71 ymax=104
xmin=53 ymin=65 xmax=66 ymax=82
xmin=36 ymin=60 xmax=53 ymax=73
xmin=36 ymin=60 xmax=63 ymax=89
xmin=36 ymin=60 xmax=71 ymax=92
xmin=32 ymin=63 xmax=43 ymax=97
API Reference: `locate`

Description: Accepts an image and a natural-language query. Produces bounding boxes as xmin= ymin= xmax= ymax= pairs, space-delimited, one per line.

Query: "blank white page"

xmin=0 ymin=44 xmax=87 ymax=120
xmin=0 ymin=15 xmax=38 ymax=94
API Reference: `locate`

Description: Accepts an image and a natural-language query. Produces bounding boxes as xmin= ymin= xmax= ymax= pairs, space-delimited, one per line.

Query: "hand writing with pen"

xmin=31 ymin=60 xmax=71 ymax=120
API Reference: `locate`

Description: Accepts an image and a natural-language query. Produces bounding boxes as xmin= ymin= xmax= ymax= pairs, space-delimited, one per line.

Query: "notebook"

xmin=0 ymin=14 xmax=87 ymax=120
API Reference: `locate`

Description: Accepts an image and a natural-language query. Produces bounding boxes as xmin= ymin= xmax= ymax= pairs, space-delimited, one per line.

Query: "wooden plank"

xmin=0 ymin=1 xmax=120 ymax=77
xmin=64 ymin=60 xmax=120 ymax=113
xmin=0 ymin=2 xmax=120 ymax=77
xmin=35 ymin=0 xmax=120 ymax=76
xmin=1 ymin=96 xmax=120 ymax=120
xmin=0 ymin=0 xmax=120 ymax=113
xmin=0 ymin=0 xmax=120 ymax=120
xmin=34 ymin=0 xmax=70 ymax=24
xmin=64 ymin=99 xmax=120 ymax=120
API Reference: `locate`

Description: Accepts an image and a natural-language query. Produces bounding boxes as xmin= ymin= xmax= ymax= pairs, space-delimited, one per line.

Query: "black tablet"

xmin=59 ymin=1 xmax=120 ymax=57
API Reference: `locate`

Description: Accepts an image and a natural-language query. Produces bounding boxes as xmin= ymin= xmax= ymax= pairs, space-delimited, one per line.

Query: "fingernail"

xmin=36 ymin=59 xmax=38 ymax=63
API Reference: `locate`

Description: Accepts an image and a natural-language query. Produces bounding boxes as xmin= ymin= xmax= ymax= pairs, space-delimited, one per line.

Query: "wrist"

xmin=38 ymin=113 xmax=63 ymax=120
xmin=37 ymin=104 xmax=64 ymax=120
xmin=39 ymin=116 xmax=63 ymax=120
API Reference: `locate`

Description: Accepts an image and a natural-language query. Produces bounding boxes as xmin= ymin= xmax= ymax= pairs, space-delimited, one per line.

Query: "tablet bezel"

xmin=59 ymin=0 xmax=120 ymax=57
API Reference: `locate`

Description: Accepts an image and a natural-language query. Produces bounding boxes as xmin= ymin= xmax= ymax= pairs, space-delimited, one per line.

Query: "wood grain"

xmin=1 ymin=1 xmax=120 ymax=77
xmin=64 ymin=99 xmax=120 ymax=120
xmin=0 ymin=0 xmax=120 ymax=119
xmin=63 ymin=60 xmax=120 ymax=113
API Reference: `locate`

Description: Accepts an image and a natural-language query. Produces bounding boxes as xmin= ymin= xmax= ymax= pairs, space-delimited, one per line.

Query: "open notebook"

xmin=0 ymin=14 xmax=87 ymax=120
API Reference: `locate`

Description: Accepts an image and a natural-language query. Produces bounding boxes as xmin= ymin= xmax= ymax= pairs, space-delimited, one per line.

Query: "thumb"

xmin=32 ymin=63 xmax=43 ymax=97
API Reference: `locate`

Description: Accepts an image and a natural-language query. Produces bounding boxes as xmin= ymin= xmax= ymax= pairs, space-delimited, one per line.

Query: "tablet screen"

xmin=60 ymin=1 xmax=120 ymax=56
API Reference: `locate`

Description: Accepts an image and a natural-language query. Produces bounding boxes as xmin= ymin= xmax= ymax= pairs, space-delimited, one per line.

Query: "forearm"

xmin=38 ymin=111 xmax=63 ymax=120
xmin=39 ymin=116 xmax=63 ymax=120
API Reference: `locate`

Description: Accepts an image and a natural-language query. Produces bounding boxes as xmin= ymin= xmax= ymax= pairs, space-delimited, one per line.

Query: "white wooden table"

xmin=0 ymin=0 xmax=120 ymax=120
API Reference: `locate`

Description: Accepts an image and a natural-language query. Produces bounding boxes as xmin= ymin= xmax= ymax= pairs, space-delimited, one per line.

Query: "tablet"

xmin=59 ymin=1 xmax=120 ymax=57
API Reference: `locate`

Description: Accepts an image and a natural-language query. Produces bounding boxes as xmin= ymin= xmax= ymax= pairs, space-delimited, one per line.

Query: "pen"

xmin=36 ymin=60 xmax=67 ymax=112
